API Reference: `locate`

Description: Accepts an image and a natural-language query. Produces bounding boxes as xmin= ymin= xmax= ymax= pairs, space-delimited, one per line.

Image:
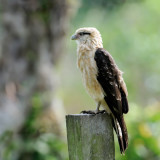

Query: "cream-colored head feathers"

xmin=71 ymin=27 xmax=103 ymax=50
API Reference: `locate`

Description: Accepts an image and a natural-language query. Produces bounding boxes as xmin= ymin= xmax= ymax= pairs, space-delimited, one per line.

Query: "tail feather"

xmin=119 ymin=116 xmax=128 ymax=151
xmin=112 ymin=115 xmax=128 ymax=154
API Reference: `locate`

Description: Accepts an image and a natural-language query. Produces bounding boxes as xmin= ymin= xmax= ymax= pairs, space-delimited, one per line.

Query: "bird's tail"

xmin=112 ymin=115 xmax=128 ymax=154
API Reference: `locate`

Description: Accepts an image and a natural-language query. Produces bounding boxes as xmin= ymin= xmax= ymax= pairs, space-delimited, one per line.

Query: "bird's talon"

xmin=80 ymin=110 xmax=106 ymax=114
xmin=80 ymin=110 xmax=96 ymax=114
xmin=97 ymin=110 xmax=106 ymax=114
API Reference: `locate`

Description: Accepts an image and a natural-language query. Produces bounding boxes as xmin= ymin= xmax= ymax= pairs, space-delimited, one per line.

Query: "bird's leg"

xmin=95 ymin=102 xmax=106 ymax=114
xmin=81 ymin=102 xmax=106 ymax=114
xmin=95 ymin=102 xmax=101 ymax=113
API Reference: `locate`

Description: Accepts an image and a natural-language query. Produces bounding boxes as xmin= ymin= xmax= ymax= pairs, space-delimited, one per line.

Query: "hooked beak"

xmin=71 ymin=34 xmax=77 ymax=40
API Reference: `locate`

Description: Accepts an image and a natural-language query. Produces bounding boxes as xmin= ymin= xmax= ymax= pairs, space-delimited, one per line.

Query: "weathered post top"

xmin=66 ymin=113 xmax=115 ymax=160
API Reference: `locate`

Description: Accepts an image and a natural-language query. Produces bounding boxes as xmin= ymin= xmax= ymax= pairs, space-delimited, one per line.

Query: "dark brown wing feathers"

xmin=120 ymin=88 xmax=129 ymax=114
xmin=94 ymin=48 xmax=129 ymax=154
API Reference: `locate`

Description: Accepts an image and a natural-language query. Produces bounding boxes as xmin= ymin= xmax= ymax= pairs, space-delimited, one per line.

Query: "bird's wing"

xmin=94 ymin=48 xmax=129 ymax=114
xmin=94 ymin=48 xmax=129 ymax=153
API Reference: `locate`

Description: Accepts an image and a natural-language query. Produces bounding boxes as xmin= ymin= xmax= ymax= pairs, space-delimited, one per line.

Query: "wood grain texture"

xmin=66 ymin=113 xmax=115 ymax=160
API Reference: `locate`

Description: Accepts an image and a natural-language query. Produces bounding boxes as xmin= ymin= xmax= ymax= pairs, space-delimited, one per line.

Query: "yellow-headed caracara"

xmin=71 ymin=27 xmax=129 ymax=154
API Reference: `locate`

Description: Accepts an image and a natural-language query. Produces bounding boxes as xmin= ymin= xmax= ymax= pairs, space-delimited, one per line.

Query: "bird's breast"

xmin=77 ymin=51 xmax=104 ymax=101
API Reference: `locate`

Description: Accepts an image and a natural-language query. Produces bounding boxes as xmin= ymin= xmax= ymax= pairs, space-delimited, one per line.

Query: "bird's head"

xmin=71 ymin=27 xmax=103 ymax=49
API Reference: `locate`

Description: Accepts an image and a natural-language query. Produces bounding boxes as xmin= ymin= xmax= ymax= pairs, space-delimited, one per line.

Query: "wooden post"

xmin=66 ymin=113 xmax=115 ymax=160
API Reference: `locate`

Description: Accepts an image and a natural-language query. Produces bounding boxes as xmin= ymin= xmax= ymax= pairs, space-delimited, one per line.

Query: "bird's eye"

xmin=79 ymin=32 xmax=84 ymax=36
xmin=79 ymin=32 xmax=90 ymax=36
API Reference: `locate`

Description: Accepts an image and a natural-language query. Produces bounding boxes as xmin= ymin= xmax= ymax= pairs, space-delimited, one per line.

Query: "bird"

xmin=71 ymin=27 xmax=129 ymax=154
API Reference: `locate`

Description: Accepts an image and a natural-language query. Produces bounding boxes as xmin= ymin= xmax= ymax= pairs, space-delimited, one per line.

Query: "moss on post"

xmin=66 ymin=113 xmax=115 ymax=160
